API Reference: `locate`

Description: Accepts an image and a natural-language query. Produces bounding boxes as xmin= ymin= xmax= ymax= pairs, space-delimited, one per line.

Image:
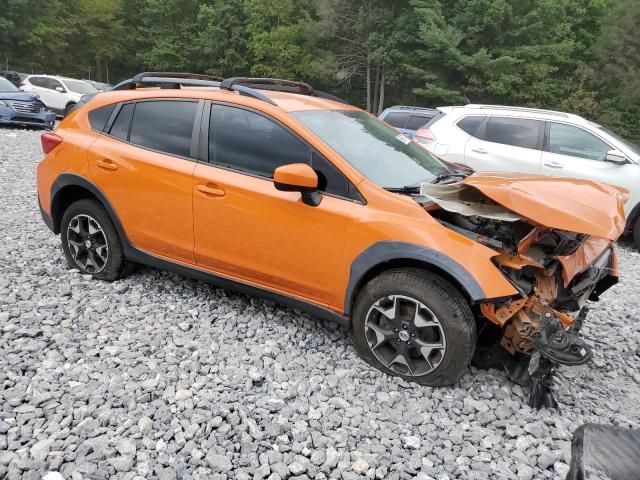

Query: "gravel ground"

xmin=1 ymin=127 xmax=639 ymax=480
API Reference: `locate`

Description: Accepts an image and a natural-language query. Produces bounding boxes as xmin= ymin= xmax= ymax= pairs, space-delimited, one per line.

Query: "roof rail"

xmin=388 ymin=105 xmax=436 ymax=111
xmin=220 ymin=77 xmax=349 ymax=106
xmin=466 ymin=104 xmax=570 ymax=118
xmin=112 ymin=72 xmax=222 ymax=91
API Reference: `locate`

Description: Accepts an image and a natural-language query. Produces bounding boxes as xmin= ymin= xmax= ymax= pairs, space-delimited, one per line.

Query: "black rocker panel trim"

xmin=47 ymin=174 xmax=350 ymax=327
xmin=345 ymin=241 xmax=487 ymax=313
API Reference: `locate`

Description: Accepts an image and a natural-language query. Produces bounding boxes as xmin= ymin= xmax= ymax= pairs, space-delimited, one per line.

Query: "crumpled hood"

xmin=461 ymin=173 xmax=626 ymax=240
xmin=0 ymin=91 xmax=40 ymax=102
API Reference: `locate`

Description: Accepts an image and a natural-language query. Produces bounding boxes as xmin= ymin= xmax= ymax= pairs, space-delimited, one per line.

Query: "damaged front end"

xmin=419 ymin=178 xmax=622 ymax=408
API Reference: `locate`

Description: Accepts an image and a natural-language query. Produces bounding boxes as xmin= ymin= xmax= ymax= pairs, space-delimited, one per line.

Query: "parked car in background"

xmin=379 ymin=105 xmax=439 ymax=138
xmin=84 ymin=80 xmax=112 ymax=92
xmin=0 ymin=75 xmax=56 ymax=129
xmin=422 ymin=104 xmax=640 ymax=247
xmin=0 ymin=70 xmax=28 ymax=87
xmin=36 ymin=73 xmax=625 ymax=407
xmin=20 ymin=75 xmax=98 ymax=117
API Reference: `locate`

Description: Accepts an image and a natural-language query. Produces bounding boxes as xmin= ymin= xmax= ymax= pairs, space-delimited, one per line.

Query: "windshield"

xmin=293 ymin=110 xmax=449 ymax=188
xmin=596 ymin=125 xmax=640 ymax=157
xmin=0 ymin=76 xmax=18 ymax=92
xmin=64 ymin=80 xmax=98 ymax=95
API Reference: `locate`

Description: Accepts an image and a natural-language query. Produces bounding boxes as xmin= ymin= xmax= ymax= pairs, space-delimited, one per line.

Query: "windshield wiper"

xmin=430 ymin=172 xmax=468 ymax=184
xmin=383 ymin=185 xmax=421 ymax=194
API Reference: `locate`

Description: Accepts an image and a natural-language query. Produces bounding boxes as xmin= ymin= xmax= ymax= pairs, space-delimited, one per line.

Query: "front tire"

xmin=60 ymin=199 xmax=126 ymax=281
xmin=352 ymin=269 xmax=476 ymax=386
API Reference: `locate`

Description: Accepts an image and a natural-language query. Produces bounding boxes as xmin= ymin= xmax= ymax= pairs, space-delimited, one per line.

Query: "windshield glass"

xmin=64 ymin=80 xmax=97 ymax=95
xmin=293 ymin=110 xmax=448 ymax=188
xmin=0 ymin=76 xmax=18 ymax=92
xmin=596 ymin=125 xmax=640 ymax=156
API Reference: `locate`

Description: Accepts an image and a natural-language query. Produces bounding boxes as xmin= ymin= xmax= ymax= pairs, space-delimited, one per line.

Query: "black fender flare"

xmin=50 ymin=174 xmax=130 ymax=247
xmin=344 ymin=241 xmax=487 ymax=314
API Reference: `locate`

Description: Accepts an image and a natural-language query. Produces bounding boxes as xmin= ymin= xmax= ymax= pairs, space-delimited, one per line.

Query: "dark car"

xmin=378 ymin=105 xmax=439 ymax=138
xmin=0 ymin=70 xmax=27 ymax=87
xmin=0 ymin=76 xmax=56 ymax=129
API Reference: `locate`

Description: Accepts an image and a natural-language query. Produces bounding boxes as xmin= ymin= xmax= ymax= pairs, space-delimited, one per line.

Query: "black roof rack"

xmin=112 ymin=72 xmax=222 ymax=91
xmin=111 ymin=72 xmax=349 ymax=106
xmin=220 ymin=77 xmax=349 ymax=105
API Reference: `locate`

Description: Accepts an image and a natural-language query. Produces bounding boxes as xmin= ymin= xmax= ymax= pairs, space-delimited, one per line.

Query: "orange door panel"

xmin=193 ymin=163 xmax=355 ymax=309
xmin=88 ymin=136 xmax=196 ymax=262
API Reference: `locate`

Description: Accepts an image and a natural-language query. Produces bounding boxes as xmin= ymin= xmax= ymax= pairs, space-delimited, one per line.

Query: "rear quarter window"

xmin=88 ymin=104 xmax=116 ymax=132
xmin=456 ymin=116 xmax=486 ymax=137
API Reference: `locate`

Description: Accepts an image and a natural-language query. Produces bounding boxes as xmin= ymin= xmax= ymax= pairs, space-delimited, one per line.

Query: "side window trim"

xmin=103 ymin=103 xmax=123 ymax=133
xmin=203 ymin=101 xmax=365 ymax=203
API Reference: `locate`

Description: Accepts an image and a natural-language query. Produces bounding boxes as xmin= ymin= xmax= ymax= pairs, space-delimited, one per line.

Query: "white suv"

xmin=421 ymin=105 xmax=640 ymax=246
xmin=20 ymin=75 xmax=97 ymax=117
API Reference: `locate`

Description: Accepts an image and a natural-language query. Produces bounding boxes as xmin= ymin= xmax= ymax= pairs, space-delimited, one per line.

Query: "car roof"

xmin=87 ymin=86 xmax=360 ymax=113
xmin=27 ymin=74 xmax=88 ymax=83
xmin=437 ymin=104 xmax=589 ymax=125
xmin=383 ymin=105 xmax=438 ymax=114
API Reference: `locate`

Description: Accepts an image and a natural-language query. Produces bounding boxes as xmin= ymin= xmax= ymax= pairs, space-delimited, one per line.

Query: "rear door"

xmin=464 ymin=116 xmax=544 ymax=174
xmin=541 ymin=122 xmax=639 ymax=214
xmin=87 ymin=99 xmax=201 ymax=262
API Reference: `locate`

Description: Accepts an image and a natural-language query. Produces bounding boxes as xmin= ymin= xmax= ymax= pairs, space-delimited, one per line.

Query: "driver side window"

xmin=548 ymin=123 xmax=610 ymax=161
xmin=208 ymin=104 xmax=358 ymax=200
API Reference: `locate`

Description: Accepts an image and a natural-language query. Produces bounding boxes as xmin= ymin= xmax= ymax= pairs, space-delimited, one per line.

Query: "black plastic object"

xmin=568 ymin=423 xmax=640 ymax=479
xmin=112 ymin=72 xmax=222 ymax=91
xmin=534 ymin=316 xmax=593 ymax=366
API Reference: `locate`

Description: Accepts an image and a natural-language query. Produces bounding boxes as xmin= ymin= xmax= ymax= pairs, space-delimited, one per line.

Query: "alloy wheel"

xmin=66 ymin=214 xmax=109 ymax=273
xmin=364 ymin=294 xmax=447 ymax=376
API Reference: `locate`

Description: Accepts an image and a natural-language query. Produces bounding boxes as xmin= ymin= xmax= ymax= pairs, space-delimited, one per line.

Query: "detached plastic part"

xmin=568 ymin=423 xmax=640 ymax=479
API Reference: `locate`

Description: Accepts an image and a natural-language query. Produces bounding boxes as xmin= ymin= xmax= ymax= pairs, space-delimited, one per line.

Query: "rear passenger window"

xmin=483 ymin=117 xmax=541 ymax=150
xmin=209 ymin=104 xmax=310 ymax=178
xmin=89 ymin=104 xmax=116 ymax=132
xmin=109 ymin=103 xmax=134 ymax=141
xmin=382 ymin=112 xmax=408 ymax=128
xmin=405 ymin=114 xmax=433 ymax=131
xmin=457 ymin=116 xmax=485 ymax=137
xmin=129 ymin=101 xmax=197 ymax=158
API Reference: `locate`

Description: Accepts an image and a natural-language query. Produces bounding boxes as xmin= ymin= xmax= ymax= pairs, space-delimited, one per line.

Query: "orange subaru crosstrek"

xmin=37 ymin=73 xmax=626 ymax=407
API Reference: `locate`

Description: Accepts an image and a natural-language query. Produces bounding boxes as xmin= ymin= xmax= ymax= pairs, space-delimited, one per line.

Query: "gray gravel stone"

xmin=1 ymin=129 xmax=640 ymax=480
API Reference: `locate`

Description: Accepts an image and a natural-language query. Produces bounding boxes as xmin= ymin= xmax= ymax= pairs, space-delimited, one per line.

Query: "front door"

xmin=193 ymin=103 xmax=357 ymax=309
xmin=87 ymin=99 xmax=200 ymax=262
xmin=540 ymin=122 xmax=640 ymax=216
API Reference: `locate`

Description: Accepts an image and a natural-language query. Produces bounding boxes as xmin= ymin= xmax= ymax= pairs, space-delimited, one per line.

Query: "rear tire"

xmin=352 ymin=269 xmax=476 ymax=386
xmin=60 ymin=199 xmax=126 ymax=281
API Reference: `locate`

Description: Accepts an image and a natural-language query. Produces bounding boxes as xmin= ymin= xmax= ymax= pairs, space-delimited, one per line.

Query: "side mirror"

xmin=274 ymin=163 xmax=321 ymax=207
xmin=55 ymin=86 xmax=64 ymax=93
xmin=605 ymin=149 xmax=629 ymax=165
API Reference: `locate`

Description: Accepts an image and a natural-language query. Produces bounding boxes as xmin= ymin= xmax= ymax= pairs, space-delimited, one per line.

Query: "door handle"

xmin=197 ymin=184 xmax=225 ymax=197
xmin=544 ymin=161 xmax=564 ymax=169
xmin=471 ymin=148 xmax=488 ymax=154
xmin=96 ymin=159 xmax=118 ymax=171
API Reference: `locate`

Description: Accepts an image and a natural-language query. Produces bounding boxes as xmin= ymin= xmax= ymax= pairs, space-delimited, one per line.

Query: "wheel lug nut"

xmin=394 ymin=328 xmax=398 ymax=332
xmin=411 ymin=333 xmax=415 ymax=337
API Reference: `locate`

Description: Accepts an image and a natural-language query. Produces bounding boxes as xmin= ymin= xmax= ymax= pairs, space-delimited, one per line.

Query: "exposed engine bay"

xmin=417 ymin=180 xmax=619 ymax=408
